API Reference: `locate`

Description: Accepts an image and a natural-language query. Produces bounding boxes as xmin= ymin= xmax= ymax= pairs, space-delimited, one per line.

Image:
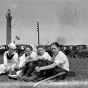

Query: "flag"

xmin=16 ymin=36 xmax=20 ymax=40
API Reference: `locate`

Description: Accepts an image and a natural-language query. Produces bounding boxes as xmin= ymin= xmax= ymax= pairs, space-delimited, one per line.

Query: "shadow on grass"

xmin=67 ymin=71 xmax=76 ymax=77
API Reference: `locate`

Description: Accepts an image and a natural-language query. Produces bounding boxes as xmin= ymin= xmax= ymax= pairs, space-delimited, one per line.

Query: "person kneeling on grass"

xmin=21 ymin=45 xmax=52 ymax=81
xmin=0 ymin=43 xmax=18 ymax=75
xmin=9 ymin=46 xmax=37 ymax=79
xmin=23 ymin=42 xmax=69 ymax=82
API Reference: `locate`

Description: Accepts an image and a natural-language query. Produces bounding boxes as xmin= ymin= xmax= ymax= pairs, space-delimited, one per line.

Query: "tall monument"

xmin=6 ymin=9 xmax=12 ymax=45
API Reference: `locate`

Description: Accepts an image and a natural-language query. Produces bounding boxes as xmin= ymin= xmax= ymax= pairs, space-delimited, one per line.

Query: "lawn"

xmin=67 ymin=56 xmax=88 ymax=81
xmin=0 ymin=54 xmax=88 ymax=88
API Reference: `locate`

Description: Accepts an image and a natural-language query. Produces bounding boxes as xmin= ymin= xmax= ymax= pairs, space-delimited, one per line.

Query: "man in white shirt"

xmin=0 ymin=43 xmax=18 ymax=75
xmin=35 ymin=42 xmax=69 ymax=79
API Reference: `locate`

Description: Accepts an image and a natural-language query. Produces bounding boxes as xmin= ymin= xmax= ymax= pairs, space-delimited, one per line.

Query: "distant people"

xmin=9 ymin=46 xmax=37 ymax=78
xmin=32 ymin=45 xmax=37 ymax=53
xmin=0 ymin=43 xmax=18 ymax=75
xmin=23 ymin=42 xmax=69 ymax=82
xmin=21 ymin=45 xmax=52 ymax=81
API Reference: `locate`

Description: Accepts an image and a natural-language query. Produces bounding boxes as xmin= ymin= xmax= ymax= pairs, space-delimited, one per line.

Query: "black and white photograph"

xmin=0 ymin=0 xmax=88 ymax=88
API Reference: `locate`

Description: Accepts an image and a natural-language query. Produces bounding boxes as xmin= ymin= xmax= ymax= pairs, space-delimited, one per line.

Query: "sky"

xmin=0 ymin=0 xmax=88 ymax=45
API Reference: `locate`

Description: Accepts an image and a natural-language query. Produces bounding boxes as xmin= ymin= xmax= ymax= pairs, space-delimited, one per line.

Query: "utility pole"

xmin=6 ymin=9 xmax=12 ymax=45
xmin=37 ymin=22 xmax=40 ymax=46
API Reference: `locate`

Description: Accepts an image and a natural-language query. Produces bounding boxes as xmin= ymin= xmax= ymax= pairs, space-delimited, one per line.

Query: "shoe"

xmin=8 ymin=74 xmax=19 ymax=80
xmin=8 ymin=72 xmax=23 ymax=80
xmin=18 ymin=75 xmax=28 ymax=81
xmin=17 ymin=76 xmax=24 ymax=81
xmin=22 ymin=75 xmax=38 ymax=82
xmin=9 ymin=70 xmax=16 ymax=75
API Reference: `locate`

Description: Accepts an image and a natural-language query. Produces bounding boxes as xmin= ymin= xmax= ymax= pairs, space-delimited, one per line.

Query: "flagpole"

xmin=13 ymin=36 xmax=16 ymax=44
xmin=13 ymin=40 xmax=15 ymax=44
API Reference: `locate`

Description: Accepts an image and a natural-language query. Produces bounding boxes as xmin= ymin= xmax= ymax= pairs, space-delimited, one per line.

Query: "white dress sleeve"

xmin=18 ymin=54 xmax=26 ymax=68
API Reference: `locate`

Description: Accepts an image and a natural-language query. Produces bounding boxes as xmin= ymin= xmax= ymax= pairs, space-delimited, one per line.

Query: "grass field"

xmin=67 ymin=56 xmax=88 ymax=81
xmin=0 ymin=54 xmax=88 ymax=88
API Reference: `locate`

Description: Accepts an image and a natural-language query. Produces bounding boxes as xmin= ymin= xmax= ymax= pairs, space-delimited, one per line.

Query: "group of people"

xmin=0 ymin=42 xmax=69 ymax=82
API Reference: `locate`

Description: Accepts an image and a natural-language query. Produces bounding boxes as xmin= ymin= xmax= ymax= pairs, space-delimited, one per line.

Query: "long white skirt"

xmin=0 ymin=63 xmax=14 ymax=74
xmin=0 ymin=64 xmax=22 ymax=76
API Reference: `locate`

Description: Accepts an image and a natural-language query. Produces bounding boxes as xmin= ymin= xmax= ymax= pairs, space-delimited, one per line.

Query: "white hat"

xmin=8 ymin=43 xmax=16 ymax=49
